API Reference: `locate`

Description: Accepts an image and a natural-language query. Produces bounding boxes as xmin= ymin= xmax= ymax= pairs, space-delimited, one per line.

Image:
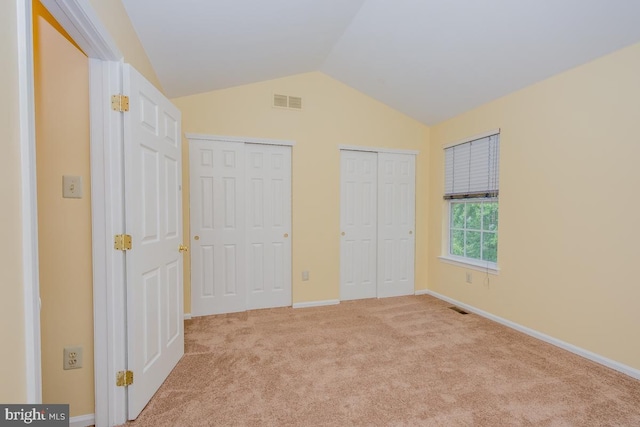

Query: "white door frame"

xmin=19 ymin=0 xmax=128 ymax=425
xmin=17 ymin=0 xmax=41 ymax=405
xmin=187 ymin=133 xmax=296 ymax=147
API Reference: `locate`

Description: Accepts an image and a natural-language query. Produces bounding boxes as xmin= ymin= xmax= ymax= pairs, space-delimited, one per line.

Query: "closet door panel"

xmin=190 ymin=140 xmax=246 ymax=315
xmin=246 ymin=144 xmax=292 ymax=309
xmin=340 ymin=150 xmax=378 ymax=300
xmin=377 ymin=153 xmax=415 ymax=298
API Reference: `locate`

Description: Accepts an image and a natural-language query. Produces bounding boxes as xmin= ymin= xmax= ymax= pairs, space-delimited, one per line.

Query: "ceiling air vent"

xmin=273 ymin=94 xmax=288 ymax=108
xmin=288 ymin=96 xmax=302 ymax=110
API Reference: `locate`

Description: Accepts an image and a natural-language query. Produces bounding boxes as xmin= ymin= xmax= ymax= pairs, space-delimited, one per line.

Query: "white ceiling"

xmin=122 ymin=0 xmax=640 ymax=125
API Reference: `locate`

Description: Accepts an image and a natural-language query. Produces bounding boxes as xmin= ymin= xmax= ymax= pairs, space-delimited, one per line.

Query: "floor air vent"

xmin=449 ymin=306 xmax=469 ymax=315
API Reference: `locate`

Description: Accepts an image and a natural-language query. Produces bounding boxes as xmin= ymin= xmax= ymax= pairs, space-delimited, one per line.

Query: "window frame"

xmin=440 ymin=197 xmax=499 ymax=273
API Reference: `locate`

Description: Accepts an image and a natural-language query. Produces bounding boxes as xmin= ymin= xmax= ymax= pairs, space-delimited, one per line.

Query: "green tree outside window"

xmin=450 ymin=200 xmax=498 ymax=263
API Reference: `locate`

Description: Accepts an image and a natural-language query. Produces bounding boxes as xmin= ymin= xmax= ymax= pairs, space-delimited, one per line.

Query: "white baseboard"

xmin=292 ymin=299 xmax=340 ymax=309
xmin=184 ymin=313 xmax=192 ymax=320
xmin=422 ymin=290 xmax=640 ymax=381
xmin=69 ymin=413 xmax=94 ymax=427
xmin=414 ymin=289 xmax=429 ymax=295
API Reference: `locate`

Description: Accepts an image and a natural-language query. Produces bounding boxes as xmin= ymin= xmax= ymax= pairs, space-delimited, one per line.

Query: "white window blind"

xmin=444 ymin=133 xmax=500 ymax=199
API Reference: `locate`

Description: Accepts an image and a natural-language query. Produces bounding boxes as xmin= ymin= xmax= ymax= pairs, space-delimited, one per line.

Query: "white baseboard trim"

xmin=69 ymin=413 xmax=94 ymax=427
xmin=184 ymin=313 xmax=192 ymax=320
xmin=423 ymin=290 xmax=640 ymax=381
xmin=414 ymin=289 xmax=430 ymax=295
xmin=292 ymin=299 xmax=340 ymax=309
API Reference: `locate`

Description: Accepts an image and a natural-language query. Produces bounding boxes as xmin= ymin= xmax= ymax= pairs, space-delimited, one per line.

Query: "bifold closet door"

xmin=340 ymin=150 xmax=378 ymax=300
xmin=190 ymin=140 xmax=292 ymax=316
xmin=245 ymin=143 xmax=292 ymax=310
xmin=190 ymin=140 xmax=246 ymax=316
xmin=339 ymin=150 xmax=416 ymax=301
xmin=377 ymin=153 xmax=415 ymax=298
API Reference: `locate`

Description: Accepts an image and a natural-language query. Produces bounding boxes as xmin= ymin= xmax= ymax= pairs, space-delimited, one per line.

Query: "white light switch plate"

xmin=63 ymin=175 xmax=82 ymax=198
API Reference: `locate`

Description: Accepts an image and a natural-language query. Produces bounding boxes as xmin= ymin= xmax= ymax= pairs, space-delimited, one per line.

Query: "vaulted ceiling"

xmin=122 ymin=0 xmax=640 ymax=125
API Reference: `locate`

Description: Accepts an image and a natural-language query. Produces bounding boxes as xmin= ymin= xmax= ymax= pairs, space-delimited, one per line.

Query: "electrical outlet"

xmin=63 ymin=346 xmax=83 ymax=370
xmin=302 ymin=271 xmax=309 ymax=281
xmin=466 ymin=272 xmax=473 ymax=284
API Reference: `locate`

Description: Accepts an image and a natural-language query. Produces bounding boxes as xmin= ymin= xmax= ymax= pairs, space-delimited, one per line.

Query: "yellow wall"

xmin=87 ymin=0 xmax=163 ymax=90
xmin=3 ymin=0 xmax=636 ymax=407
xmin=33 ymin=4 xmax=94 ymax=417
xmin=428 ymin=42 xmax=640 ymax=370
xmin=173 ymin=72 xmax=430 ymax=309
xmin=0 ymin=0 xmax=27 ymax=403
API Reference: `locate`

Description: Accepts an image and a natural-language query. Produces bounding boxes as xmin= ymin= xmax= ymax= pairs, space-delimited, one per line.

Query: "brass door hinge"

xmin=116 ymin=370 xmax=134 ymax=387
xmin=114 ymin=234 xmax=132 ymax=251
xmin=111 ymin=94 xmax=130 ymax=112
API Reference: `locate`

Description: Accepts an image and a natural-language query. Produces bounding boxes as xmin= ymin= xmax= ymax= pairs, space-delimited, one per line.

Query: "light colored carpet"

xmin=124 ymin=295 xmax=640 ymax=426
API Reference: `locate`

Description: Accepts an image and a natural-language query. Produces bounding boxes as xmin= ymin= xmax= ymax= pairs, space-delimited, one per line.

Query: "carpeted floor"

xmin=125 ymin=295 xmax=640 ymax=426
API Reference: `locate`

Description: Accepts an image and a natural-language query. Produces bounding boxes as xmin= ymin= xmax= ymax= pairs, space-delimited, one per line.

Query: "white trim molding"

xmin=338 ymin=144 xmax=419 ymax=155
xmin=414 ymin=289 xmax=430 ymax=295
xmin=292 ymin=300 xmax=340 ymax=309
xmin=186 ymin=133 xmax=296 ymax=147
xmin=422 ymin=290 xmax=640 ymax=381
xmin=88 ymin=59 xmax=127 ymax=427
xmin=184 ymin=313 xmax=192 ymax=320
xmin=40 ymin=0 xmax=122 ymax=60
xmin=438 ymin=255 xmax=499 ymax=274
xmin=17 ymin=0 xmax=42 ymax=404
xmin=69 ymin=414 xmax=95 ymax=427
xmin=33 ymin=0 xmax=126 ymax=425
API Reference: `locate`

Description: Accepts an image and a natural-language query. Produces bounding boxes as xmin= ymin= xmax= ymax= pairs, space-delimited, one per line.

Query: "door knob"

xmin=341 ymin=232 xmax=345 ymax=236
xmin=179 ymin=244 xmax=189 ymax=253
xmin=194 ymin=235 xmax=200 ymax=240
xmin=284 ymin=233 xmax=289 ymax=238
xmin=409 ymin=230 xmax=413 ymax=235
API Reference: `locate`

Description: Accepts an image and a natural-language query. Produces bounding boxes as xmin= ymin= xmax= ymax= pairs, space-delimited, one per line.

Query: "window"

xmin=443 ymin=132 xmax=500 ymax=267
xmin=450 ymin=199 xmax=498 ymax=263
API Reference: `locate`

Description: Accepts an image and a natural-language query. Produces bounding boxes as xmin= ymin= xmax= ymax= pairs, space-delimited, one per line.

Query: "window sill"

xmin=438 ymin=255 xmax=500 ymax=275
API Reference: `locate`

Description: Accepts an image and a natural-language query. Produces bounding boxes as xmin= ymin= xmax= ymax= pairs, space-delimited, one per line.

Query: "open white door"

xmin=123 ymin=64 xmax=184 ymax=419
